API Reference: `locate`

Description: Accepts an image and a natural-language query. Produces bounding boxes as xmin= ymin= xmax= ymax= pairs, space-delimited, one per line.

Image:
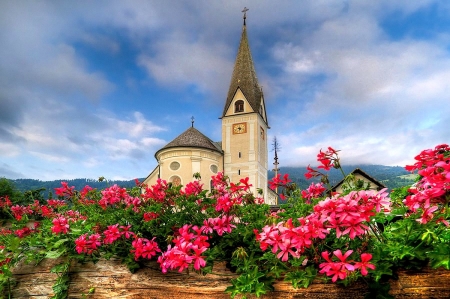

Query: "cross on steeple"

xmin=191 ymin=116 xmax=195 ymax=127
xmin=242 ymin=7 xmax=249 ymax=25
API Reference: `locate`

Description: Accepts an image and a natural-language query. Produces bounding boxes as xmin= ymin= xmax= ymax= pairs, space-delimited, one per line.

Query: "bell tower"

xmin=221 ymin=8 xmax=270 ymax=202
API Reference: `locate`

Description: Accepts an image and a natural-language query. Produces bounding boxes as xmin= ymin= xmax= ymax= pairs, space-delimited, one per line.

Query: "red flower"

xmin=54 ymin=182 xmax=75 ymax=197
xmin=131 ymin=237 xmax=161 ymax=261
xmin=143 ymin=212 xmax=159 ymax=222
xmin=120 ymin=225 xmax=135 ymax=239
xmin=0 ymin=196 xmax=12 ymax=208
xmin=304 ymin=165 xmax=319 ymax=179
xmin=181 ymin=181 xmax=204 ymax=196
xmin=51 ymin=216 xmax=69 ymax=234
xmin=75 ymin=233 xmax=102 ymax=255
xmin=354 ymin=253 xmax=375 ymax=276
xmin=301 ymin=182 xmax=326 ymax=203
xmin=103 ymin=224 xmax=121 ymax=244
xmin=319 ymin=250 xmax=354 ymax=282
xmin=142 ymin=179 xmax=169 ymax=203
xmin=317 ymin=147 xmax=339 ymax=171
xmin=14 ymin=227 xmax=32 ymax=238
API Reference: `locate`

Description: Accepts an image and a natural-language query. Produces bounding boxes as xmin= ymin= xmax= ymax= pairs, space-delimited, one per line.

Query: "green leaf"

xmin=52 ymin=238 xmax=69 ymax=249
xmin=428 ymin=243 xmax=450 ymax=269
xmin=46 ymin=249 xmax=66 ymax=259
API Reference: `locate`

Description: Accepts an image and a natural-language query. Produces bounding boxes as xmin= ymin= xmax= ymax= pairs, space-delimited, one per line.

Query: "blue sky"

xmin=1 ymin=0 xmax=449 ymax=181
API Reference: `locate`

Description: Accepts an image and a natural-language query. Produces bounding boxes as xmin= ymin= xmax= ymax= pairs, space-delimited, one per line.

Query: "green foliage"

xmin=0 ymin=144 xmax=448 ymax=299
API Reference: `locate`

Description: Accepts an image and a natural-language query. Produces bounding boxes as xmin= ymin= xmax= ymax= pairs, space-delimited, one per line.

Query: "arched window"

xmin=234 ymin=100 xmax=244 ymax=113
xmin=170 ymin=175 xmax=181 ymax=186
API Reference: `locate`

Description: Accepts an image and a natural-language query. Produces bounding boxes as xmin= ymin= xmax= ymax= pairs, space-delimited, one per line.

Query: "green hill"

xmin=269 ymin=164 xmax=417 ymax=190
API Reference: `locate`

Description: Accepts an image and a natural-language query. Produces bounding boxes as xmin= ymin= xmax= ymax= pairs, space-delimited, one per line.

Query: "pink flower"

xmin=301 ymin=183 xmax=326 ymax=203
xmin=142 ymin=179 xmax=168 ymax=203
xmin=192 ymin=245 xmax=207 ymax=270
xmin=319 ymin=250 xmax=354 ymax=282
xmin=51 ymin=216 xmax=69 ymax=234
xmin=131 ymin=237 xmax=161 ymax=261
xmin=269 ymin=174 xmax=291 ymax=190
xmin=120 ymin=225 xmax=135 ymax=239
xmin=181 ymin=181 xmax=204 ymax=196
xmin=75 ymin=234 xmax=89 ymax=254
xmin=10 ymin=205 xmax=33 ymax=221
xmin=54 ymin=182 xmax=75 ymax=197
xmin=354 ymin=253 xmax=375 ymax=276
xmin=333 ymin=249 xmax=354 ymax=271
xmin=417 ymin=206 xmax=439 ymax=224
xmin=103 ymin=224 xmax=121 ymax=244
xmin=14 ymin=227 xmax=32 ymax=238
xmin=208 ymin=215 xmax=236 ymax=236
xmin=99 ymin=185 xmax=130 ymax=209
xmin=317 ymin=147 xmax=339 ymax=171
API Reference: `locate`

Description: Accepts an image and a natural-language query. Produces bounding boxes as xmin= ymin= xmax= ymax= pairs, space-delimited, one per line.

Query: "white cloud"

xmin=137 ymin=33 xmax=232 ymax=96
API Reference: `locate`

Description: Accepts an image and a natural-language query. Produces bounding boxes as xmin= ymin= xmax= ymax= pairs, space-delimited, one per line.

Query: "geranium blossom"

xmin=301 ymin=182 xmax=326 ymax=203
xmin=158 ymin=225 xmax=210 ymax=273
xmin=319 ymin=250 xmax=354 ymax=282
xmin=103 ymin=224 xmax=122 ymax=244
xmin=131 ymin=237 xmax=161 ymax=261
xmin=404 ymin=144 xmax=450 ymax=224
xmin=142 ymin=179 xmax=169 ymax=203
xmin=269 ymin=174 xmax=291 ymax=191
xmin=54 ymin=182 xmax=75 ymax=197
xmin=75 ymin=233 xmax=102 ymax=254
xmin=354 ymin=253 xmax=375 ymax=276
xmin=51 ymin=216 xmax=69 ymax=234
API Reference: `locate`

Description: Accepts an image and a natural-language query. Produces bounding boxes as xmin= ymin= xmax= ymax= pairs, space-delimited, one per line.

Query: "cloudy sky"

xmin=1 ymin=0 xmax=449 ymax=181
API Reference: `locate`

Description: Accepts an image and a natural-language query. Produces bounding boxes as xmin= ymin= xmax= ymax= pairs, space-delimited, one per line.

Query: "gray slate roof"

xmin=156 ymin=127 xmax=223 ymax=157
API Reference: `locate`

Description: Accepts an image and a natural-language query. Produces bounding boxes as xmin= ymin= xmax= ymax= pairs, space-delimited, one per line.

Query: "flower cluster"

xmin=319 ymin=250 xmax=375 ymax=282
xmin=1 ymin=144 xmax=449 ymax=299
xmin=301 ymin=182 xmax=326 ymax=203
xmin=404 ymin=144 xmax=450 ymax=224
xmin=75 ymin=233 xmax=102 ymax=254
xmin=256 ymin=188 xmax=390 ymax=263
xmin=317 ymin=147 xmax=340 ymax=171
xmin=131 ymin=237 xmax=161 ymax=261
xmin=158 ymin=224 xmax=209 ymax=273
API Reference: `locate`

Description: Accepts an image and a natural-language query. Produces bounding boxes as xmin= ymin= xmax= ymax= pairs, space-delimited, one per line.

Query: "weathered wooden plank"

xmin=6 ymin=258 xmax=450 ymax=299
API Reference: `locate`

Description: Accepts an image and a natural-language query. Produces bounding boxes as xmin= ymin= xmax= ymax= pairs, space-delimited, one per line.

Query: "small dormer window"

xmin=235 ymin=100 xmax=244 ymax=113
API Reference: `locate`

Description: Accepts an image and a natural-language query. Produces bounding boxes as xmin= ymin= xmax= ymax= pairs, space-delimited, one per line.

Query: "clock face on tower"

xmin=233 ymin=122 xmax=247 ymax=134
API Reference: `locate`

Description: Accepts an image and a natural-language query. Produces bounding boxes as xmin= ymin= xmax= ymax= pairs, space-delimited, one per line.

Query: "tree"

xmin=0 ymin=177 xmax=24 ymax=205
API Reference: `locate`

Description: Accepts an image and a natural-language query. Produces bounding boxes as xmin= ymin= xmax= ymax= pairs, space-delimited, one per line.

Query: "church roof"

xmin=155 ymin=127 xmax=223 ymax=157
xmin=222 ymin=18 xmax=264 ymax=119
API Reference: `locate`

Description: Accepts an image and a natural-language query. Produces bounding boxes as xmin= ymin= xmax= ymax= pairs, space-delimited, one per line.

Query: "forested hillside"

xmin=269 ymin=164 xmax=416 ymax=190
xmin=10 ymin=178 xmax=144 ymax=194
xmin=4 ymin=164 xmax=415 ymax=195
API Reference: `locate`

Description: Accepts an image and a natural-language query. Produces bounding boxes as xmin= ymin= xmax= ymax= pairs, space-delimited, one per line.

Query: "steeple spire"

xmin=242 ymin=7 xmax=249 ymax=26
xmin=222 ymin=8 xmax=265 ymax=123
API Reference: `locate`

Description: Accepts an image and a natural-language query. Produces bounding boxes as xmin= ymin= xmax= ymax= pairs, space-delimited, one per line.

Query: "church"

xmin=143 ymin=12 xmax=277 ymax=205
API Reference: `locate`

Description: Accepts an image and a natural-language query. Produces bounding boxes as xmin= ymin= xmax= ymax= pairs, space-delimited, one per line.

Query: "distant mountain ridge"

xmin=269 ymin=164 xmax=415 ymax=190
xmin=7 ymin=165 xmax=415 ymax=194
xmin=10 ymin=178 xmax=144 ymax=193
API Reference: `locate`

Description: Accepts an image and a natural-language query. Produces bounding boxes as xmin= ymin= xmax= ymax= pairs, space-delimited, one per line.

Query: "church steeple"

xmin=222 ymin=9 xmax=267 ymax=124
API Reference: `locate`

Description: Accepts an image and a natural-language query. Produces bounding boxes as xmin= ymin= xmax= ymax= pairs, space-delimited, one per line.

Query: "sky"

xmin=1 ymin=0 xmax=449 ymax=181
